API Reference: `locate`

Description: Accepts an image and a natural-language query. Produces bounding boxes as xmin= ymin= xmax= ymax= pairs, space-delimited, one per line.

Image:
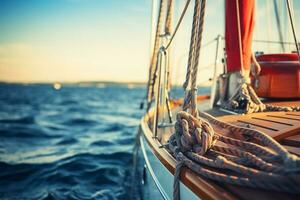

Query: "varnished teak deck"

xmin=141 ymin=96 xmax=300 ymax=200
xmin=219 ymin=111 xmax=300 ymax=156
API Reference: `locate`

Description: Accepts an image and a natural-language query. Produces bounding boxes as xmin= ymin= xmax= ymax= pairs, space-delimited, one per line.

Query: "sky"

xmin=0 ymin=0 xmax=299 ymax=83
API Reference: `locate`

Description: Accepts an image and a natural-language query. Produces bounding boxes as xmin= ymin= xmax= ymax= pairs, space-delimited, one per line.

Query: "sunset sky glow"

xmin=0 ymin=0 xmax=299 ymax=83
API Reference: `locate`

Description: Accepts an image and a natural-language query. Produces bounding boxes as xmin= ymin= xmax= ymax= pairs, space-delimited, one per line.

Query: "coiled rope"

xmin=222 ymin=72 xmax=300 ymax=114
xmin=221 ymin=53 xmax=300 ymax=113
xmin=168 ymin=111 xmax=300 ymax=199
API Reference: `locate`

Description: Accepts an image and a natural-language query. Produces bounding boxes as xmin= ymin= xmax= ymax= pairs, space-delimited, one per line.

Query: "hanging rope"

xmin=182 ymin=0 xmax=201 ymax=93
xmin=182 ymin=0 xmax=206 ymax=117
xmin=171 ymin=0 xmax=206 ymax=199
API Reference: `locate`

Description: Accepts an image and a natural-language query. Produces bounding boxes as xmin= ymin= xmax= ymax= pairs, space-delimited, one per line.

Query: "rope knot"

xmin=175 ymin=111 xmax=217 ymax=155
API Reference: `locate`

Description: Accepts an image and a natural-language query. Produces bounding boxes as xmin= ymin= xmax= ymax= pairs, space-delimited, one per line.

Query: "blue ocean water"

xmin=0 ymin=83 xmax=146 ymax=200
xmin=0 ymin=83 xmax=209 ymax=200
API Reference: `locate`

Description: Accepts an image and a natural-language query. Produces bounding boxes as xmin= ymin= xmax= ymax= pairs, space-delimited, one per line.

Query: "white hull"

xmin=140 ymin=134 xmax=200 ymax=200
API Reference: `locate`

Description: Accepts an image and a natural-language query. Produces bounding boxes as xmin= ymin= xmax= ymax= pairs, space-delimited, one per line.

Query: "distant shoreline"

xmin=0 ymin=80 xmax=147 ymax=86
xmin=0 ymin=80 xmax=212 ymax=87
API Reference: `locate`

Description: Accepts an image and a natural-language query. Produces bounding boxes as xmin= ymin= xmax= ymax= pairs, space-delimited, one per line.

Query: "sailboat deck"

xmin=219 ymin=111 xmax=300 ymax=155
xmin=142 ymin=96 xmax=300 ymax=200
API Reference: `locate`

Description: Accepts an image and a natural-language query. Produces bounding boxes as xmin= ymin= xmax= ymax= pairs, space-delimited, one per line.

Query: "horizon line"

xmin=0 ymin=80 xmax=212 ymax=87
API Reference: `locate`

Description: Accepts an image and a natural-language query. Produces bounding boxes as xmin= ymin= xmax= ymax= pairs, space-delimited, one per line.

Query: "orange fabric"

xmin=225 ymin=0 xmax=255 ymax=73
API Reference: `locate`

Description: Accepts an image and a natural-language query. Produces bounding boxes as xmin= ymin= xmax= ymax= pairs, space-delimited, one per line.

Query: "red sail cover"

xmin=225 ymin=0 xmax=255 ymax=73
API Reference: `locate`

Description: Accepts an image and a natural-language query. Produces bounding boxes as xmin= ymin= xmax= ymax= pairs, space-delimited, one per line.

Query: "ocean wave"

xmin=115 ymin=136 xmax=135 ymax=145
xmin=62 ymin=118 xmax=98 ymax=126
xmin=102 ymin=123 xmax=126 ymax=132
xmin=0 ymin=84 xmax=146 ymax=199
xmin=0 ymin=126 xmax=59 ymax=139
xmin=0 ymin=162 xmax=42 ymax=187
xmin=56 ymin=137 xmax=78 ymax=145
xmin=0 ymin=116 xmax=35 ymax=124
xmin=59 ymin=99 xmax=78 ymax=105
xmin=90 ymin=140 xmax=115 ymax=146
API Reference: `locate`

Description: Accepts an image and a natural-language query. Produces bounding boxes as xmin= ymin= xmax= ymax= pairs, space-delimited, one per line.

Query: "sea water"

xmin=0 ymin=83 xmax=209 ymax=200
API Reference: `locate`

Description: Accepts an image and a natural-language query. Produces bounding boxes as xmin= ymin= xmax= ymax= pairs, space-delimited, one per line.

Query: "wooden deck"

xmin=219 ymin=111 xmax=300 ymax=156
xmin=141 ymin=96 xmax=300 ymax=200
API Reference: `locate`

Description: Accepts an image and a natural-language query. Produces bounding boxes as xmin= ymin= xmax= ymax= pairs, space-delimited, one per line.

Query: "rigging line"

xmin=235 ymin=0 xmax=244 ymax=74
xmin=202 ymin=38 xmax=217 ymax=48
xmin=173 ymin=38 xmax=216 ymax=87
xmin=164 ymin=0 xmax=174 ymax=93
xmin=147 ymin=0 xmax=166 ymax=105
xmin=274 ymin=0 xmax=286 ymax=52
xmin=265 ymin=0 xmax=271 ymax=51
xmin=220 ymin=36 xmax=296 ymax=45
xmin=141 ymin=0 xmax=158 ymax=109
xmin=285 ymin=0 xmax=300 ymax=62
xmin=165 ymin=0 xmax=191 ymax=50
xmin=253 ymin=39 xmax=296 ymax=45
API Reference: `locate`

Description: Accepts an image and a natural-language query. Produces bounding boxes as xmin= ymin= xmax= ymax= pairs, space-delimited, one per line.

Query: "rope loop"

xmin=175 ymin=111 xmax=217 ymax=155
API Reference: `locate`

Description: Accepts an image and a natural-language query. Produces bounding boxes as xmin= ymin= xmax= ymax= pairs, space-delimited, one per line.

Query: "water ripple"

xmin=0 ymin=84 xmax=208 ymax=199
xmin=0 ymin=84 xmax=145 ymax=200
